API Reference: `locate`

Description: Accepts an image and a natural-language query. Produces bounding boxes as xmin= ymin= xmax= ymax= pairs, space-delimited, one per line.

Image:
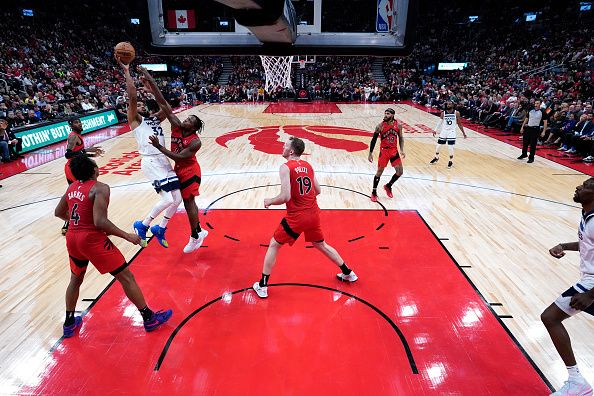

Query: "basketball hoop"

xmin=259 ymin=55 xmax=293 ymax=93
xmin=299 ymin=59 xmax=306 ymax=69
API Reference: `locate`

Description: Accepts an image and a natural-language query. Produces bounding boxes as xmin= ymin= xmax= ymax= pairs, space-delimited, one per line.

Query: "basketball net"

xmin=259 ymin=55 xmax=293 ymax=93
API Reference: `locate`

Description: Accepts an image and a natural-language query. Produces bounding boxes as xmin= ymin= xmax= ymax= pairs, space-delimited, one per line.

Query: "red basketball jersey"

xmin=66 ymin=180 xmax=98 ymax=232
xmin=69 ymin=131 xmax=85 ymax=153
xmin=285 ymin=159 xmax=319 ymax=215
xmin=171 ymin=126 xmax=199 ymax=169
xmin=379 ymin=121 xmax=399 ymax=150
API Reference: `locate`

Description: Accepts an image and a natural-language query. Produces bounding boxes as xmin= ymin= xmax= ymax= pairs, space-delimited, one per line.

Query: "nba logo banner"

xmin=376 ymin=0 xmax=394 ymax=32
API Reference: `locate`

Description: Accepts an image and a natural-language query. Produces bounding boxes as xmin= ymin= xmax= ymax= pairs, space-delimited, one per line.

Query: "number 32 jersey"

xmin=285 ymin=159 xmax=319 ymax=215
xmin=134 ymin=116 xmax=166 ymax=156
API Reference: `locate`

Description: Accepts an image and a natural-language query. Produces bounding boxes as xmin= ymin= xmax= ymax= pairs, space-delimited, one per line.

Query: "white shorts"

xmin=438 ymin=129 xmax=457 ymax=143
xmin=554 ymin=274 xmax=594 ymax=317
xmin=141 ymin=155 xmax=179 ymax=193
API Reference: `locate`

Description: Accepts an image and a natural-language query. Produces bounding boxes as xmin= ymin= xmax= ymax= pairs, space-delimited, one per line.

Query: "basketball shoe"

xmin=63 ymin=316 xmax=83 ymax=338
xmin=143 ymin=309 xmax=173 ymax=332
xmin=370 ymin=193 xmax=378 ymax=202
xmin=183 ymin=230 xmax=209 ymax=253
xmin=429 ymin=157 xmax=439 ymax=164
xmin=150 ymin=225 xmax=168 ymax=248
xmin=448 ymin=161 xmax=453 ymax=169
xmin=253 ymin=282 xmax=268 ymax=298
xmin=550 ymin=378 xmax=593 ymax=396
xmin=383 ymin=185 xmax=393 ymax=198
xmin=336 ymin=270 xmax=358 ymax=282
xmin=133 ymin=221 xmax=148 ymax=247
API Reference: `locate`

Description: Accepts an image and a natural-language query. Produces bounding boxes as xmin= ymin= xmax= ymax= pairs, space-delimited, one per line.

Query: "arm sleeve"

xmin=65 ymin=149 xmax=86 ymax=159
xmin=369 ymin=133 xmax=379 ymax=153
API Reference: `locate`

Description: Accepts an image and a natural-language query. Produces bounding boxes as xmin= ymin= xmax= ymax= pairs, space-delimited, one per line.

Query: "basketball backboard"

xmin=142 ymin=0 xmax=417 ymax=56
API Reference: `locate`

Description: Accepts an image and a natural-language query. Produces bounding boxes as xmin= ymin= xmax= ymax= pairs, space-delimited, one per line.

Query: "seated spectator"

xmin=560 ymin=114 xmax=594 ymax=154
xmin=81 ymin=98 xmax=96 ymax=112
xmin=503 ymin=103 xmax=527 ymax=132
xmin=543 ymin=111 xmax=567 ymax=145
xmin=10 ymin=111 xmax=27 ymax=128
xmin=26 ymin=109 xmax=41 ymax=125
xmin=554 ymin=114 xmax=578 ymax=149
xmin=0 ymin=119 xmax=13 ymax=163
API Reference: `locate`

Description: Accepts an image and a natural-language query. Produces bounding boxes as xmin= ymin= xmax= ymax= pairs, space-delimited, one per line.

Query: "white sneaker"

xmin=183 ymin=230 xmax=209 ymax=253
xmin=551 ymin=379 xmax=593 ymax=396
xmin=252 ymin=282 xmax=268 ymax=298
xmin=336 ymin=270 xmax=358 ymax=282
xmin=584 ymin=156 xmax=594 ymax=163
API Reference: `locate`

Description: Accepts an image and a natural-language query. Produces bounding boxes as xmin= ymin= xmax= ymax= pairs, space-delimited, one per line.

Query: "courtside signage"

xmin=16 ymin=110 xmax=118 ymax=153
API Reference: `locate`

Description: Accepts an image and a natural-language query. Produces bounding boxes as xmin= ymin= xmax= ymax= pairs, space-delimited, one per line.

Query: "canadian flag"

xmin=167 ymin=10 xmax=196 ymax=29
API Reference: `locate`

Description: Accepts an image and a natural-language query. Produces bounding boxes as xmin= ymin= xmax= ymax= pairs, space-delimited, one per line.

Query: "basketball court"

xmin=1 ymin=101 xmax=591 ymax=394
xmin=1 ymin=0 xmax=593 ymax=394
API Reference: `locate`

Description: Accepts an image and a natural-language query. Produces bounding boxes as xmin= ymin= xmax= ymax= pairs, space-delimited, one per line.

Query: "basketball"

xmin=114 ymin=41 xmax=135 ymax=64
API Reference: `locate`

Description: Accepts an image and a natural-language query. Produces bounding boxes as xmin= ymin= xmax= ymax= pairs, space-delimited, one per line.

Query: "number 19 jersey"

xmin=134 ymin=116 xmax=166 ymax=156
xmin=273 ymin=159 xmax=324 ymax=246
xmin=285 ymin=159 xmax=319 ymax=215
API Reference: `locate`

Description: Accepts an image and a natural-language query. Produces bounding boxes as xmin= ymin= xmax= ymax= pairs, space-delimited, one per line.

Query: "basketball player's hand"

xmin=125 ymin=232 xmax=142 ymax=245
xmin=115 ymin=56 xmax=129 ymax=73
xmin=264 ymin=198 xmax=272 ymax=208
xmin=138 ymin=66 xmax=152 ymax=79
xmin=570 ymin=293 xmax=594 ymax=311
xmin=432 ymin=131 xmax=436 ymax=137
xmin=148 ymin=135 xmax=161 ymax=148
xmin=549 ymin=244 xmax=565 ymax=259
xmin=139 ymin=76 xmax=152 ymax=93
xmin=94 ymin=146 xmax=105 ymax=156
xmin=400 ymin=152 xmax=406 ymax=159
xmin=368 ymin=153 xmax=373 ymax=163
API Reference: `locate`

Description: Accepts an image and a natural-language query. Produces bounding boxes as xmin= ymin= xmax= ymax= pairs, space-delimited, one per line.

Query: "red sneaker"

xmin=370 ymin=193 xmax=378 ymax=202
xmin=383 ymin=184 xmax=393 ymax=198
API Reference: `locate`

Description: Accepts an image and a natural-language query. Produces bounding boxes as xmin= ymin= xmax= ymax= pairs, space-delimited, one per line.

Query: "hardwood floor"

xmin=0 ymin=103 xmax=590 ymax=393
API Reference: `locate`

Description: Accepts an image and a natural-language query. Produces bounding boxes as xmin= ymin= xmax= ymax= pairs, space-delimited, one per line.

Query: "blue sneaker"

xmin=150 ymin=225 xmax=169 ymax=248
xmin=133 ymin=221 xmax=148 ymax=247
xmin=144 ymin=309 xmax=173 ymax=332
xmin=63 ymin=316 xmax=83 ymax=338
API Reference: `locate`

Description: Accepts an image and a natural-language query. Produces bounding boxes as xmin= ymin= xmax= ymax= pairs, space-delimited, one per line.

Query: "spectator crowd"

xmin=0 ymin=0 xmax=592 ymax=164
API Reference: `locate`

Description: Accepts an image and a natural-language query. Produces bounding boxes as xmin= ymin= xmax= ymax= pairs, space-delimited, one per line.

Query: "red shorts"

xmin=65 ymin=161 xmax=75 ymax=184
xmin=378 ymin=148 xmax=402 ymax=168
xmin=66 ymin=230 xmax=127 ymax=276
xmin=273 ymin=211 xmax=324 ymax=246
xmin=176 ymin=163 xmax=201 ymax=200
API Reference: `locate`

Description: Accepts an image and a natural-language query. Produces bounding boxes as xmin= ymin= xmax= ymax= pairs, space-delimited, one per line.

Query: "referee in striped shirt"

xmin=518 ymin=100 xmax=548 ymax=163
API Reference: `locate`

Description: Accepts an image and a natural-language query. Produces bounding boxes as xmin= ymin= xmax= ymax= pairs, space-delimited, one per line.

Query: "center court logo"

xmin=215 ymin=125 xmax=374 ymax=155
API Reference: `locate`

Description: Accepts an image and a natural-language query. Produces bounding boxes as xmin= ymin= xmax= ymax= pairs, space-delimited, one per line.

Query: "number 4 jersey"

xmin=65 ymin=180 xmax=129 ymax=276
xmin=285 ymin=159 xmax=319 ymax=215
xmin=66 ymin=180 xmax=99 ymax=231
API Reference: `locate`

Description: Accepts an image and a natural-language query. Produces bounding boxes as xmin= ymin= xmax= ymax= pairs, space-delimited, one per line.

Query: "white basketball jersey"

xmin=134 ymin=116 xmax=166 ymax=156
xmin=578 ymin=212 xmax=594 ymax=275
xmin=442 ymin=111 xmax=457 ymax=134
